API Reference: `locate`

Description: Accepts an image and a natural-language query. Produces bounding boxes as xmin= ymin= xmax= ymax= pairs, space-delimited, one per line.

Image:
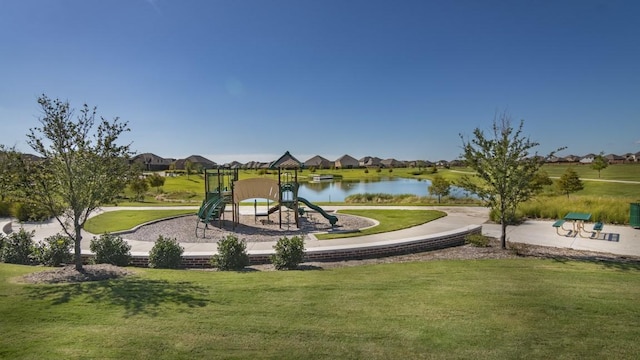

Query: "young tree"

xmin=184 ymin=159 xmax=193 ymax=179
xmin=458 ymin=112 xmax=563 ymax=249
xmin=24 ymin=95 xmax=134 ymax=270
xmin=148 ymin=173 xmax=165 ymax=194
xmin=129 ymin=177 xmax=149 ymax=201
xmin=591 ymin=152 xmax=608 ymax=178
xmin=556 ymin=168 xmax=584 ymax=198
xmin=428 ymin=174 xmax=451 ymax=203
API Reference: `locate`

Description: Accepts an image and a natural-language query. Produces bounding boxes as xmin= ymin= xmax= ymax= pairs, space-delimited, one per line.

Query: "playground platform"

xmin=2 ymin=206 xmax=640 ymax=265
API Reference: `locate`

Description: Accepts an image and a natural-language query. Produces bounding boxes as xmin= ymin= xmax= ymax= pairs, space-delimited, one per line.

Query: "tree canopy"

xmin=556 ymin=168 xmax=584 ymax=198
xmin=591 ymin=152 xmax=608 ymax=178
xmin=428 ymin=175 xmax=450 ymax=204
xmin=24 ymin=95 xmax=135 ymax=270
xmin=458 ymin=112 xmax=562 ymax=249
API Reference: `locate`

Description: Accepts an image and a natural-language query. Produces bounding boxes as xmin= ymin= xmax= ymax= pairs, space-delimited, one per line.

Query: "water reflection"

xmin=298 ymin=178 xmax=470 ymax=203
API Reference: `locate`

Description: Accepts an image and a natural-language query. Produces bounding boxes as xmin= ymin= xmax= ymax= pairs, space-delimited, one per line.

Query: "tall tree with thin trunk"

xmin=591 ymin=152 xmax=608 ymax=178
xmin=428 ymin=174 xmax=450 ymax=203
xmin=458 ymin=112 xmax=563 ymax=249
xmin=25 ymin=95 xmax=134 ymax=270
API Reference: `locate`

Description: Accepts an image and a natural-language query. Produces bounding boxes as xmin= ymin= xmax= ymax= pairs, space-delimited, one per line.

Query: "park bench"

xmin=552 ymin=219 xmax=570 ymax=235
xmin=592 ymin=222 xmax=604 ymax=237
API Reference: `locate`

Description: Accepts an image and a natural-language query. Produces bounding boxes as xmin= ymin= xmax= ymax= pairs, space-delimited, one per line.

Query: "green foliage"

xmin=465 ymin=233 xmax=490 ymax=247
xmin=129 ymin=177 xmax=149 ymax=201
xmin=0 ymin=228 xmax=35 ymax=265
xmin=428 ymin=174 xmax=451 ymax=203
xmin=518 ymin=196 xmax=630 ymax=225
xmin=556 ymin=168 xmax=584 ymax=198
xmin=271 ymin=236 xmax=305 ymax=270
xmin=458 ymin=113 xmax=563 ymax=248
xmin=375 ymin=167 xmax=382 ymax=173
xmin=364 ymin=168 xmax=369 ymax=174
xmin=10 ymin=201 xmax=51 ymax=222
xmin=430 ymin=166 xmax=438 ymax=174
xmin=211 ymin=235 xmax=249 ymax=271
xmin=149 ymin=235 xmax=184 ymax=269
xmin=33 ymin=234 xmax=73 ymax=266
xmin=0 ymin=201 xmax=10 ymax=217
xmin=24 ymin=95 xmax=135 ymax=270
xmin=591 ymin=152 xmax=609 ymax=178
xmin=90 ymin=233 xmax=131 ymax=266
xmin=147 ymin=173 xmax=166 ymax=194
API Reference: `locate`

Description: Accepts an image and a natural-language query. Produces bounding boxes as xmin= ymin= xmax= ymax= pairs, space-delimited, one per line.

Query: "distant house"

xmin=270 ymin=151 xmax=302 ymax=169
xmin=359 ymin=156 xmax=382 ymax=168
xmin=605 ymin=154 xmax=626 ymax=164
xmin=579 ymin=154 xmax=596 ymax=164
xmin=131 ymin=153 xmax=173 ymax=171
xmin=304 ymin=155 xmax=333 ymax=169
xmin=624 ymin=152 xmax=639 ymax=163
xmin=334 ymin=154 xmax=359 ymax=169
xmin=562 ymin=155 xmax=581 ymax=164
xmin=406 ymin=160 xmax=434 ymax=168
xmin=174 ymin=155 xmax=217 ymax=171
xmin=223 ymin=161 xmax=243 ymax=169
xmin=380 ymin=158 xmax=404 ymax=168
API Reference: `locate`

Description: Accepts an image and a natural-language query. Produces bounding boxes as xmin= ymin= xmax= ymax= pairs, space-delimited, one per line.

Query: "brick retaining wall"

xmin=83 ymin=225 xmax=482 ymax=268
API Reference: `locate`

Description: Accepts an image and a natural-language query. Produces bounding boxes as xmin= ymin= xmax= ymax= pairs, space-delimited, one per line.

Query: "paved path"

xmin=3 ymin=206 xmax=640 ymax=257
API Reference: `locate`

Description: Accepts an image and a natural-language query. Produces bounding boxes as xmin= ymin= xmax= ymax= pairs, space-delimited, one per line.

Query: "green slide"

xmin=297 ymin=197 xmax=338 ymax=226
xmin=196 ymin=196 xmax=226 ymax=236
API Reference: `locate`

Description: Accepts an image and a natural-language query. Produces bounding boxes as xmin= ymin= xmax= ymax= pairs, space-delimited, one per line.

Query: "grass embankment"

xmin=2 ymin=260 xmax=639 ymax=359
xmin=317 ymin=209 xmax=445 ymax=240
xmin=84 ymin=209 xmax=196 ymax=234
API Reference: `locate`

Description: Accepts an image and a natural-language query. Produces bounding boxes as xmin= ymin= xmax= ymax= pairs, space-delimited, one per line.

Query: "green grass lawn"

xmin=1 ymin=259 xmax=639 ymax=359
xmin=84 ymin=209 xmax=196 ymax=234
xmin=317 ymin=209 xmax=446 ymax=240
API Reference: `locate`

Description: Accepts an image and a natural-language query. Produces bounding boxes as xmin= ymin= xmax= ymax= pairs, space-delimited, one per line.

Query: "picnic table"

xmin=564 ymin=212 xmax=592 ymax=237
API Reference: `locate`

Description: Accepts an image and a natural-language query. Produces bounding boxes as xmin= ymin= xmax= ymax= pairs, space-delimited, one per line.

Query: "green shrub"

xmin=90 ymin=233 xmax=131 ymax=266
xmin=0 ymin=228 xmax=35 ymax=265
xmin=149 ymin=235 xmax=184 ymax=269
xmin=11 ymin=202 xmax=51 ymax=222
xmin=211 ymin=235 xmax=249 ymax=271
xmin=465 ymin=233 xmax=490 ymax=247
xmin=33 ymin=234 xmax=73 ymax=266
xmin=271 ymin=236 xmax=305 ymax=270
xmin=0 ymin=201 xmax=11 ymax=217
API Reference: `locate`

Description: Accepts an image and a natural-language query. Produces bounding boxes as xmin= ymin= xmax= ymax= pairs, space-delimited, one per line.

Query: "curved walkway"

xmin=3 ymin=206 xmax=640 ymax=258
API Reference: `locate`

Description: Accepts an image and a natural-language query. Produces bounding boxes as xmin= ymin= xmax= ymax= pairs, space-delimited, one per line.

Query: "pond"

xmin=297 ymin=177 xmax=472 ymax=203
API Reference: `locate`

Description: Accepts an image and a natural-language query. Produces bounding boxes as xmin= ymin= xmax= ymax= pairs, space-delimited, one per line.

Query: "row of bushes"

xmin=0 ymin=230 xmax=306 ymax=270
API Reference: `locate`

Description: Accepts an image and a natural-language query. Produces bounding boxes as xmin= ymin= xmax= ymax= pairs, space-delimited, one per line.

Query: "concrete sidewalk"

xmin=2 ymin=206 xmax=639 ymax=257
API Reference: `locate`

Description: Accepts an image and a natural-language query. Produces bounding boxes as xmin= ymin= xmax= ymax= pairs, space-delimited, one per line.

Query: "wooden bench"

xmin=593 ymin=222 xmax=604 ymax=237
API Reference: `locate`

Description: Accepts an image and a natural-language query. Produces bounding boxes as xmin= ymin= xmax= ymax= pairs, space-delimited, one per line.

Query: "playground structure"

xmin=195 ymin=151 xmax=338 ymax=238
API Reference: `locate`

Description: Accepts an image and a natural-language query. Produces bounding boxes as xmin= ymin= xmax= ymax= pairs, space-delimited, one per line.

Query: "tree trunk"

xmin=500 ymin=221 xmax=507 ymax=249
xmin=74 ymin=224 xmax=84 ymax=271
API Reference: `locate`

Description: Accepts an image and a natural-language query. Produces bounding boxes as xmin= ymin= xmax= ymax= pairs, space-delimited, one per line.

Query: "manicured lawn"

xmin=316 ymin=209 xmax=446 ymax=240
xmin=84 ymin=209 xmax=196 ymax=234
xmin=1 ymin=260 xmax=639 ymax=359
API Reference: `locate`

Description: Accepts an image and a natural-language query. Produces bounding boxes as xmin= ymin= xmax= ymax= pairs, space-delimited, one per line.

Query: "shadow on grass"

xmin=27 ymin=278 xmax=210 ymax=317
xmin=550 ymin=256 xmax=640 ymax=271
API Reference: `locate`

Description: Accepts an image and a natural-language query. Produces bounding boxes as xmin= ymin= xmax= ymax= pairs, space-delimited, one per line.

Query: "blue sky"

xmin=1 ymin=0 xmax=639 ymax=164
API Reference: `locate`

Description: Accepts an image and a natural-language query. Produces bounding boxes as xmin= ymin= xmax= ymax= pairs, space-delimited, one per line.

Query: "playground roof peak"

xmin=269 ymin=151 xmax=302 ymax=169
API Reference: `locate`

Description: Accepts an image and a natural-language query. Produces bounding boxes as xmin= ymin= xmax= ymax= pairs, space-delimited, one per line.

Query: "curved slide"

xmin=297 ymin=197 xmax=338 ymax=226
xmin=196 ymin=196 xmax=226 ymax=237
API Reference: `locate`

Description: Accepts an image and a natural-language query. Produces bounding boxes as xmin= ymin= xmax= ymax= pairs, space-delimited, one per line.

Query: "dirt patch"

xmin=19 ymin=264 xmax=136 ymax=284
